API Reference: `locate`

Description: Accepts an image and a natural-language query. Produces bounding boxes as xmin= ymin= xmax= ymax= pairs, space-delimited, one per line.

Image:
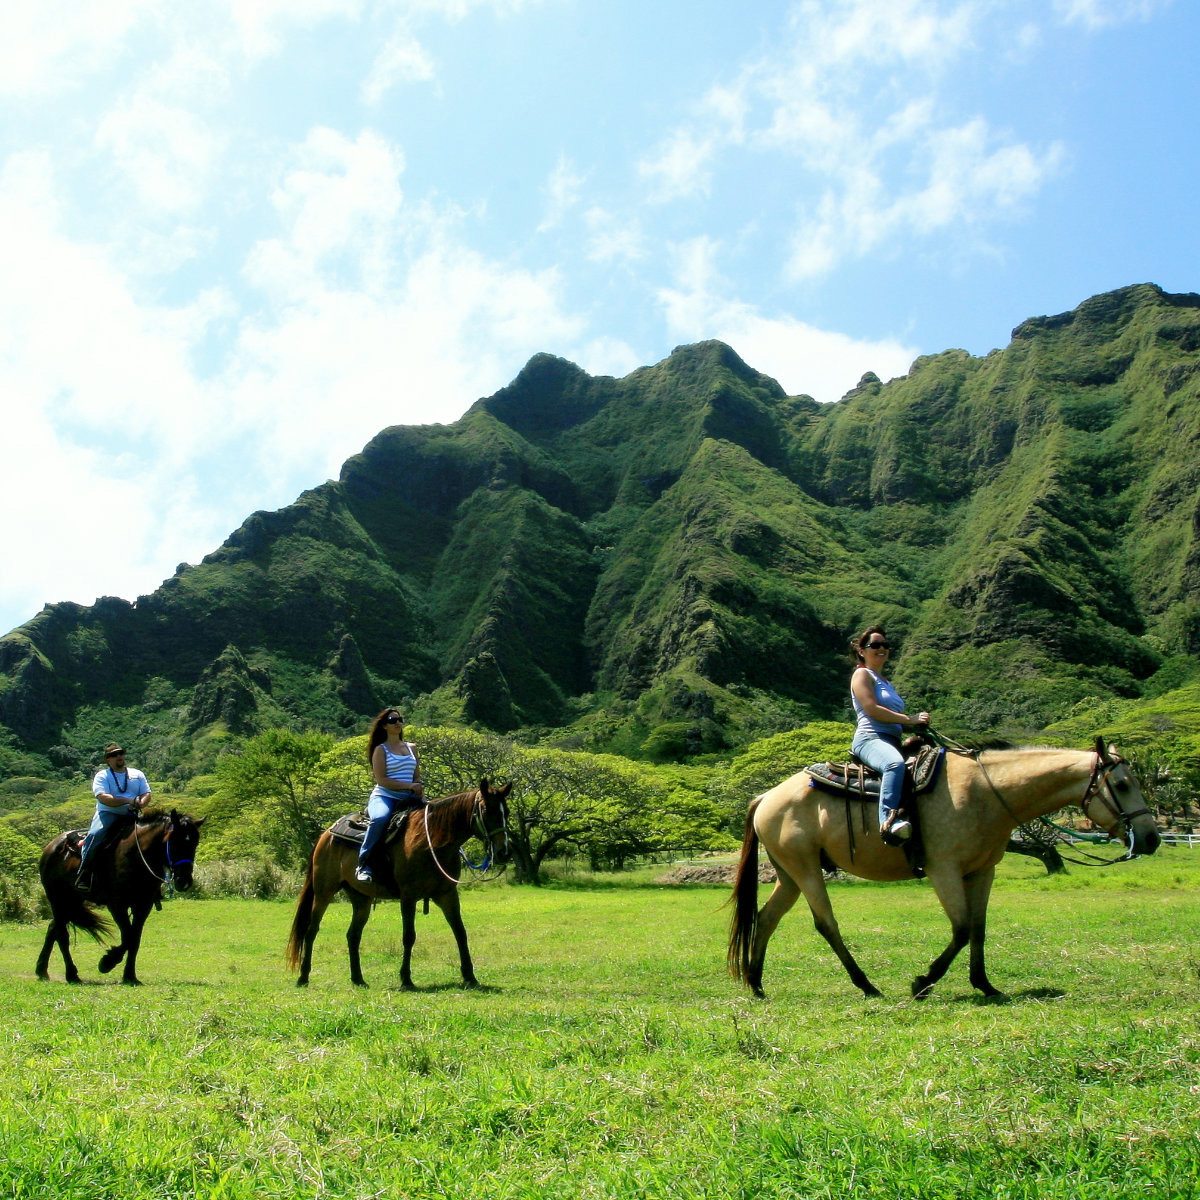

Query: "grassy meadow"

xmin=2 ymin=850 xmax=1198 ymax=1199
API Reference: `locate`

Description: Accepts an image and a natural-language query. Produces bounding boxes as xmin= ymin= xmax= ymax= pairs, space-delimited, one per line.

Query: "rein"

xmin=423 ymin=792 xmax=508 ymax=886
xmin=130 ymin=819 xmax=176 ymax=894
xmin=926 ymin=728 xmax=1146 ymax=865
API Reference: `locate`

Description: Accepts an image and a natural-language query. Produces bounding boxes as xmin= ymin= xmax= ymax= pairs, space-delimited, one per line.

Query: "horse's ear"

xmin=1107 ymin=743 xmax=1120 ymax=762
xmin=192 ymin=816 xmax=206 ymax=828
xmin=170 ymin=807 xmax=180 ymax=821
xmin=1093 ymin=736 xmax=1106 ymax=760
xmin=497 ymin=781 xmax=513 ymax=799
xmin=479 ymin=777 xmax=490 ymax=792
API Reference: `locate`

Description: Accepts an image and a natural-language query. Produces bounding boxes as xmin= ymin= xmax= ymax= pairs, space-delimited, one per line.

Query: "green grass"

xmin=2 ymin=852 xmax=1199 ymax=1199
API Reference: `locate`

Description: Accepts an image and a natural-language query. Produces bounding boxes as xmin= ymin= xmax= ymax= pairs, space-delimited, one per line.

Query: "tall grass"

xmin=1 ymin=851 xmax=1198 ymax=1198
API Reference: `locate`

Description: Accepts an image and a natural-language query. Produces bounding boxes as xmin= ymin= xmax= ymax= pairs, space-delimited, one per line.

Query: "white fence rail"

xmin=1161 ymin=833 xmax=1199 ymax=849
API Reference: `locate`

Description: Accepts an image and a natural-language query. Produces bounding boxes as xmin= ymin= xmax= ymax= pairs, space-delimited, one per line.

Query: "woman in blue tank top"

xmin=850 ymin=626 xmax=929 ymax=843
xmin=356 ymin=708 xmax=425 ymax=884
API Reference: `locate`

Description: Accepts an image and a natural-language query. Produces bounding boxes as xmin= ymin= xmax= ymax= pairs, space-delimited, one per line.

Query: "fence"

xmin=1161 ymin=832 xmax=1199 ymax=849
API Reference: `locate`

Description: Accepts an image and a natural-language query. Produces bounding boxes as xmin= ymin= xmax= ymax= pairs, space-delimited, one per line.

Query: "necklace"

xmin=111 ymin=768 xmax=130 ymax=795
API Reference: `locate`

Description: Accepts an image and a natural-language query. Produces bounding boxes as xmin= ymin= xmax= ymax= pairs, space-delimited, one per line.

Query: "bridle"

xmin=131 ymin=815 xmax=196 ymax=892
xmin=424 ymin=790 xmax=510 ymax=885
xmin=1077 ymin=750 xmax=1152 ymax=843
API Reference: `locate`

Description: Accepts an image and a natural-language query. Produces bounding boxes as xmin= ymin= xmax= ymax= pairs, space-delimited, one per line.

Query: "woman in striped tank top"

xmin=356 ymin=708 xmax=425 ymax=884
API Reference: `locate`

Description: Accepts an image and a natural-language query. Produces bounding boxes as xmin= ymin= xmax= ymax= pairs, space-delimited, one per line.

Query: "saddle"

xmin=329 ymin=808 xmax=417 ymax=895
xmin=806 ymin=743 xmax=944 ymax=800
xmin=329 ymin=808 xmax=414 ymax=848
xmin=805 ymin=743 xmax=944 ymax=878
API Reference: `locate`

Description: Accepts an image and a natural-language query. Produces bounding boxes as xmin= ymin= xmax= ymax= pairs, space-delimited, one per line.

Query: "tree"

xmin=213 ymin=729 xmax=336 ymax=868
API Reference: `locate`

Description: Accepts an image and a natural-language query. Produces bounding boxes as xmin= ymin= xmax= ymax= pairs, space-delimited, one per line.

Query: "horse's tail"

xmin=727 ymin=796 xmax=763 ymax=986
xmin=39 ymin=841 xmax=113 ymax=942
xmin=285 ymin=847 xmax=317 ymax=972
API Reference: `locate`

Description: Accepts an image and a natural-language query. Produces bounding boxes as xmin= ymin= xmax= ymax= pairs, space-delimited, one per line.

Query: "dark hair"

xmin=850 ymin=625 xmax=888 ymax=666
xmin=366 ymin=708 xmax=404 ymax=764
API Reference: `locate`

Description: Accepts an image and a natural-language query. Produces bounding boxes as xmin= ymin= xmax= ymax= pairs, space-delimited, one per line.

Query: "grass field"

xmin=2 ymin=850 xmax=1199 ymax=1199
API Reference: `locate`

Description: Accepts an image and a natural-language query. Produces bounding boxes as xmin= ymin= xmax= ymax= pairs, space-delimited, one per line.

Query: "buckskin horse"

xmin=286 ymin=778 xmax=512 ymax=988
xmin=728 ymin=739 xmax=1160 ymax=1000
xmin=36 ymin=809 xmax=204 ymax=985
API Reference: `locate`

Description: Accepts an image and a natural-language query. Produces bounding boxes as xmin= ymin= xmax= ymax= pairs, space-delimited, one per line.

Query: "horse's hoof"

xmin=911 ymin=977 xmax=933 ymax=1000
xmin=296 ymin=978 xmax=309 ymax=988
xmin=352 ymin=978 xmax=369 ymax=988
xmin=751 ymin=985 xmax=766 ymax=1000
xmin=66 ymin=974 xmax=82 ymax=985
xmin=862 ymin=986 xmax=884 ymax=999
xmin=122 ymin=977 xmax=142 ymax=987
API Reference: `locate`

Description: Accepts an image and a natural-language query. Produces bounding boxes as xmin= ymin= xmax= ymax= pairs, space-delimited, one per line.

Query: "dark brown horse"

xmin=36 ymin=810 xmax=204 ymax=985
xmin=286 ymin=779 xmax=512 ymax=988
xmin=729 ymin=739 xmax=1160 ymax=1001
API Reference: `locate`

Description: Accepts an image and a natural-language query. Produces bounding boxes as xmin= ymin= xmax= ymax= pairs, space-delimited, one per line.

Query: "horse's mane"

xmin=423 ymin=788 xmax=478 ymax=841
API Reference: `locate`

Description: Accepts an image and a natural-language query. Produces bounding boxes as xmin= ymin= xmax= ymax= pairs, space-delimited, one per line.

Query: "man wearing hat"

xmin=76 ymin=743 xmax=152 ymax=891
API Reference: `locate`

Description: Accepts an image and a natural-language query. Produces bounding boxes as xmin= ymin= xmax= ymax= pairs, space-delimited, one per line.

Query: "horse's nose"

xmin=1142 ymin=828 xmax=1161 ymax=855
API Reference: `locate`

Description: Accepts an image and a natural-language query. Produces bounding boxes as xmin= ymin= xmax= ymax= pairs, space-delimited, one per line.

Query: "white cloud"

xmin=638 ymin=128 xmax=719 ymax=203
xmin=362 ymin=28 xmax=437 ymax=103
xmin=657 ymin=236 xmax=916 ymax=403
xmin=1053 ymin=0 xmax=1173 ymax=29
xmin=583 ymin=206 xmax=645 ymax=265
xmin=0 ymin=0 xmax=153 ymax=98
xmin=537 ymin=155 xmax=584 ymax=233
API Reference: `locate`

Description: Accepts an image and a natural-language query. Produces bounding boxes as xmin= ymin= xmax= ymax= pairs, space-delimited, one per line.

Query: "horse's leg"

xmin=37 ymin=910 xmax=80 ymax=983
xmin=346 ymin=892 xmax=373 ymax=988
xmin=912 ymin=867 xmax=971 ymax=999
xmin=99 ymin=906 xmax=131 ymax=975
xmin=964 ymin=866 xmax=1004 ymax=999
xmin=399 ymin=897 xmax=418 ymax=990
xmin=432 ymin=889 xmax=477 ymax=987
xmin=297 ymin=887 xmax=335 ymax=987
xmin=792 ymin=864 xmax=883 ymax=999
xmin=120 ymin=902 xmax=153 ymax=986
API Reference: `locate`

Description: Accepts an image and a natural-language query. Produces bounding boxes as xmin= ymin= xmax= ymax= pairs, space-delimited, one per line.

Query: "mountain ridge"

xmin=2 ymin=282 xmax=1198 ymax=778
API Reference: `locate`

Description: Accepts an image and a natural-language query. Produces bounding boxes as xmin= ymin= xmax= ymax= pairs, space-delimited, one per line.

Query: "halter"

xmin=424 ymin=791 xmax=510 ymax=885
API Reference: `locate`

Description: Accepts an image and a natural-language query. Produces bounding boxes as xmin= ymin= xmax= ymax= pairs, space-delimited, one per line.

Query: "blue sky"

xmin=1 ymin=0 xmax=1197 ymax=637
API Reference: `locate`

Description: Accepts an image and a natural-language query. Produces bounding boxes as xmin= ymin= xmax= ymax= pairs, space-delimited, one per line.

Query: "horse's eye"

xmin=1113 ymin=779 xmax=1130 ymax=792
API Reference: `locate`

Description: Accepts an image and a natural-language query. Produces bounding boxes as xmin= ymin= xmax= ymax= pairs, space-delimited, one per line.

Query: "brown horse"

xmin=36 ymin=810 xmax=204 ymax=985
xmin=286 ymin=778 xmax=512 ymax=988
xmin=729 ymin=739 xmax=1160 ymax=1001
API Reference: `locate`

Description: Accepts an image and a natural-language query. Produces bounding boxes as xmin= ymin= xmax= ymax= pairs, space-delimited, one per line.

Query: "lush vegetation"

xmin=2 ymin=284 xmax=1199 ymax=792
xmin=1 ymin=852 xmax=1197 ymax=1198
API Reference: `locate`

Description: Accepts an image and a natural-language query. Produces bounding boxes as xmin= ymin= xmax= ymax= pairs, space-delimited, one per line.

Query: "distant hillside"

xmin=2 ymin=283 xmax=1199 ymax=780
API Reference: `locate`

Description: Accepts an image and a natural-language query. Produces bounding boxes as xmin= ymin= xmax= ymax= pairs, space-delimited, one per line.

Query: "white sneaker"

xmin=886 ymin=818 xmax=913 ymax=842
xmin=354 ymin=868 xmax=373 ymax=883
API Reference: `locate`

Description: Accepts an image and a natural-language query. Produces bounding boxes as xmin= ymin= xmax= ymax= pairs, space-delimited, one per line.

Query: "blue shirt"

xmin=851 ymin=669 xmax=906 ymax=741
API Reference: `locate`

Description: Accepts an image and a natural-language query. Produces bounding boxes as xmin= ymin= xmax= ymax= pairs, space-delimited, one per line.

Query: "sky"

xmin=1 ymin=0 xmax=1197 ymax=637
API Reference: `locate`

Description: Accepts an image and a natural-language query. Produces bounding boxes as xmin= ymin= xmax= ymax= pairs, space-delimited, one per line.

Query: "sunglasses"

xmin=864 ymin=641 xmax=890 ymax=651
xmin=384 ymin=716 xmax=404 ymax=725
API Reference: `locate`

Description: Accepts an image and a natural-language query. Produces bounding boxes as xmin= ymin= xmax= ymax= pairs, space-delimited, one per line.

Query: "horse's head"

xmin=1080 ymin=740 xmax=1160 ymax=857
xmin=165 ymin=809 xmax=205 ymax=891
xmin=476 ymin=778 xmax=513 ymax=866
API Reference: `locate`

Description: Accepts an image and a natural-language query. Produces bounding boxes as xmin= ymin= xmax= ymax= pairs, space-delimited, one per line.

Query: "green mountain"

xmin=2 ymin=283 xmax=1198 ymax=779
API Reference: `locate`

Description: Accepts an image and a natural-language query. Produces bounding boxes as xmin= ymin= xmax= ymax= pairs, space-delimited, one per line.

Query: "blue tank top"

xmin=851 ymin=669 xmax=906 ymax=740
xmin=372 ymin=742 xmax=417 ymax=801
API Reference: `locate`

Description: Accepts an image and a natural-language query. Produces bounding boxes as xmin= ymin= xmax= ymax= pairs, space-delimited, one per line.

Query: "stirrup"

xmin=354 ymin=867 xmax=373 ymax=883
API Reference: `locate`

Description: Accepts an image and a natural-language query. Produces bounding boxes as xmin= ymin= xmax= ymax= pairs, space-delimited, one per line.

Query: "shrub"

xmin=0 ymin=873 xmax=47 ymax=923
xmin=190 ymin=857 xmax=299 ymax=900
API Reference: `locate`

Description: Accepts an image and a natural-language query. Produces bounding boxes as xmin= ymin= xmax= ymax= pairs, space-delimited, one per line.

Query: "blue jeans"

xmin=852 ymin=734 xmax=905 ymax=827
xmin=358 ymin=790 xmax=412 ymax=868
xmin=80 ymin=806 xmax=132 ymax=868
